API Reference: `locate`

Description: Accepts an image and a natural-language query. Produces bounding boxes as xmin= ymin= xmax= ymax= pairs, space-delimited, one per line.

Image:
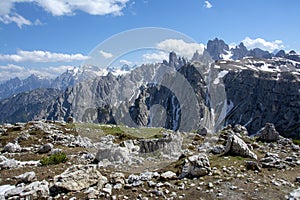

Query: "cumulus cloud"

xmin=0 ymin=0 xmax=130 ymax=28
xmin=99 ymin=50 xmax=114 ymax=59
xmin=242 ymin=37 xmax=284 ymax=52
xmin=0 ymin=64 xmax=74 ymax=82
xmin=204 ymin=1 xmax=213 ymax=9
xmin=156 ymin=39 xmax=205 ymax=59
xmin=143 ymin=51 xmax=169 ymax=63
xmin=0 ymin=50 xmax=89 ymax=62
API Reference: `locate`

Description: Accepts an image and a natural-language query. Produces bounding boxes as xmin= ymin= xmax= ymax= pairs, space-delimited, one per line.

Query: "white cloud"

xmin=242 ymin=37 xmax=284 ymax=52
xmin=143 ymin=51 xmax=168 ymax=63
xmin=119 ymin=59 xmax=132 ymax=65
xmin=0 ymin=0 xmax=130 ymax=27
xmin=204 ymin=1 xmax=213 ymax=9
xmin=0 ymin=64 xmax=75 ymax=82
xmin=99 ymin=50 xmax=113 ymax=59
xmin=0 ymin=50 xmax=89 ymax=62
xmin=156 ymin=39 xmax=205 ymax=59
xmin=0 ymin=13 xmax=32 ymax=28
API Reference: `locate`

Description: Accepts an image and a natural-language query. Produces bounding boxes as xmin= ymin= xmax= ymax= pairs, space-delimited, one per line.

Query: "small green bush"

xmin=40 ymin=152 xmax=67 ymax=166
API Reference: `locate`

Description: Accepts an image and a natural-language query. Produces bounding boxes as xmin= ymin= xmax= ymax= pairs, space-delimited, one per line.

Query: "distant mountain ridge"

xmin=0 ymin=38 xmax=299 ymax=139
xmin=1 ymin=38 xmax=299 ymax=101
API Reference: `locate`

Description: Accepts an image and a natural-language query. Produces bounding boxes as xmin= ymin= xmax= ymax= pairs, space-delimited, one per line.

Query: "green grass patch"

xmin=40 ymin=152 xmax=68 ymax=166
xmin=293 ymin=139 xmax=300 ymax=146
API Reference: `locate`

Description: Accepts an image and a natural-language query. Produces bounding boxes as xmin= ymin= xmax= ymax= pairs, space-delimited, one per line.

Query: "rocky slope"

xmin=0 ymin=121 xmax=299 ymax=199
xmin=0 ymin=88 xmax=60 ymax=124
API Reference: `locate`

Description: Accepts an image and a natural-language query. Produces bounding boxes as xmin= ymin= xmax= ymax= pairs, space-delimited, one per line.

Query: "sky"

xmin=0 ymin=0 xmax=299 ymax=81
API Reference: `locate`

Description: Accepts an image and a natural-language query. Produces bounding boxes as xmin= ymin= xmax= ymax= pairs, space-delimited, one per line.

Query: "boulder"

xmin=139 ymin=131 xmax=182 ymax=157
xmin=288 ymin=187 xmax=300 ymax=200
xmin=37 ymin=143 xmax=53 ymax=154
xmin=224 ymin=134 xmax=257 ymax=159
xmin=0 ymin=156 xmax=18 ymax=169
xmin=96 ymin=146 xmax=131 ymax=164
xmin=160 ymin=171 xmax=177 ymax=180
xmin=179 ymin=153 xmax=211 ymax=178
xmin=15 ymin=171 xmax=36 ymax=183
xmin=110 ymin=173 xmax=125 ymax=185
xmin=4 ymin=180 xmax=49 ymax=199
xmin=3 ymin=142 xmax=22 ymax=153
xmin=54 ymin=165 xmax=107 ymax=191
xmin=211 ymin=145 xmax=225 ymax=154
xmin=257 ymin=123 xmax=280 ymax=142
xmin=245 ymin=161 xmax=261 ymax=171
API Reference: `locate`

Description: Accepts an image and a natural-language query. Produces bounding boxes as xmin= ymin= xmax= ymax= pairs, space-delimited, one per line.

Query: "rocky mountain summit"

xmin=0 ymin=120 xmax=299 ymax=199
xmin=0 ymin=38 xmax=299 ymax=140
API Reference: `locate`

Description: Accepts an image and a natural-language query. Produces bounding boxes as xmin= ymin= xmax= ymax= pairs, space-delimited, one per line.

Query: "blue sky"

xmin=0 ymin=0 xmax=299 ymax=81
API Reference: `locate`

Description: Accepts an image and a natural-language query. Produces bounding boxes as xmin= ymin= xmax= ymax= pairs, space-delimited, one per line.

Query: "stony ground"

xmin=0 ymin=121 xmax=299 ymax=200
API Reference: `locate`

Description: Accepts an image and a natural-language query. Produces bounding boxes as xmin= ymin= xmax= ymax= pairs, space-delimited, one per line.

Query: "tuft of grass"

xmin=40 ymin=152 xmax=67 ymax=166
xmin=293 ymin=139 xmax=300 ymax=146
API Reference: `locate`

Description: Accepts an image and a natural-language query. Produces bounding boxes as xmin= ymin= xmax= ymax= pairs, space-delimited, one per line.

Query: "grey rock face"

xmin=54 ymin=165 xmax=106 ymax=191
xmin=0 ymin=88 xmax=60 ymax=124
xmin=206 ymin=38 xmax=229 ymax=61
xmin=223 ymin=63 xmax=300 ymax=139
xmin=224 ymin=134 xmax=257 ymax=159
xmin=257 ymin=123 xmax=280 ymax=142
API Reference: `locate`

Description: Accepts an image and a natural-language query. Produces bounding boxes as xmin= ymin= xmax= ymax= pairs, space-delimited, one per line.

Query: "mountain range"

xmin=0 ymin=38 xmax=299 ymax=139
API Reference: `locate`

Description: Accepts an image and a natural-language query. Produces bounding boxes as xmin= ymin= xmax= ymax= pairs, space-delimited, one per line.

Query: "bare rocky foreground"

xmin=0 ymin=121 xmax=299 ymax=199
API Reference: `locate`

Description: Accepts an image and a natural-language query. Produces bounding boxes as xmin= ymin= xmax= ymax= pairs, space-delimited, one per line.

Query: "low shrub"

xmin=40 ymin=152 xmax=67 ymax=166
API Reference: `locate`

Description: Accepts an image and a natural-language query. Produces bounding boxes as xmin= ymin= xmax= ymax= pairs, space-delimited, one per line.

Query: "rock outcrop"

xmin=257 ymin=123 xmax=280 ymax=142
xmin=54 ymin=165 xmax=107 ymax=191
xmin=179 ymin=153 xmax=211 ymax=178
xmin=224 ymin=134 xmax=257 ymax=159
xmin=4 ymin=180 xmax=49 ymax=199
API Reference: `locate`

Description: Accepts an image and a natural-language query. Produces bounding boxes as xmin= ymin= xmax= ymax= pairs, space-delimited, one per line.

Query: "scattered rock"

xmin=245 ymin=161 xmax=261 ymax=171
xmin=15 ymin=171 xmax=36 ymax=183
xmin=110 ymin=173 xmax=125 ymax=185
xmin=257 ymin=123 xmax=280 ymax=142
xmin=260 ymin=153 xmax=285 ymax=169
xmin=160 ymin=171 xmax=177 ymax=180
xmin=224 ymin=134 xmax=257 ymax=159
xmin=288 ymin=187 xmax=300 ymax=200
xmin=233 ymin=124 xmax=248 ymax=136
xmin=4 ymin=180 xmax=49 ymax=199
xmin=49 ymin=148 xmax=62 ymax=155
xmin=3 ymin=142 xmax=22 ymax=153
xmin=128 ymin=174 xmax=143 ymax=187
xmin=54 ymin=165 xmax=106 ymax=191
xmin=211 ymin=145 xmax=225 ymax=154
xmin=37 ymin=143 xmax=53 ymax=154
xmin=0 ymin=156 xmax=18 ymax=169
